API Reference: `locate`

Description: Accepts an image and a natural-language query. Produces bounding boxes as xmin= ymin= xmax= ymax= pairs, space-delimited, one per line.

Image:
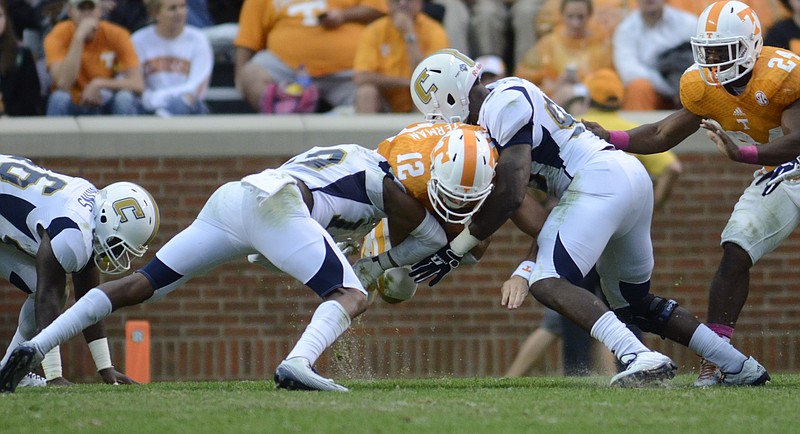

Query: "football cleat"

xmin=274 ymin=357 xmax=349 ymax=392
xmin=694 ymin=358 xmax=722 ymax=387
xmin=611 ymin=351 xmax=677 ymax=387
xmin=17 ymin=372 xmax=47 ymax=388
xmin=0 ymin=344 xmax=44 ymax=393
xmin=721 ymin=356 xmax=770 ymax=386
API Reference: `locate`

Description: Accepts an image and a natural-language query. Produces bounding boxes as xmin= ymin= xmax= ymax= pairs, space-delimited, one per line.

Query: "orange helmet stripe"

xmin=460 ymin=129 xmax=478 ymax=188
xmin=704 ymin=1 xmax=728 ymax=33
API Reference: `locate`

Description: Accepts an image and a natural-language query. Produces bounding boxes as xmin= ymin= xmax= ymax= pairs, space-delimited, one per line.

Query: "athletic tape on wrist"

xmin=450 ymin=228 xmax=481 ymax=256
xmin=512 ymin=260 xmax=535 ymax=280
xmin=88 ymin=337 xmax=113 ymax=371
xmin=41 ymin=345 xmax=62 ymax=380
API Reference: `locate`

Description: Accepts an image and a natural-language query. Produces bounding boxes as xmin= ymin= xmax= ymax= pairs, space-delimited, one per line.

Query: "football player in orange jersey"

xmin=358 ymin=120 xmax=546 ymax=304
xmin=585 ymin=0 xmax=800 ymax=386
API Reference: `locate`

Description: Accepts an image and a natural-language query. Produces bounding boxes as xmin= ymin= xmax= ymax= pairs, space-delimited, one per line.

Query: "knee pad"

xmin=614 ymin=294 xmax=678 ymax=338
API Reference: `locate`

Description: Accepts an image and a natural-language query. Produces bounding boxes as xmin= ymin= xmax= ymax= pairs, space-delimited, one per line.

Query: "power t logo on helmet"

xmin=691 ymin=1 xmax=763 ymax=86
xmin=92 ymin=182 xmax=160 ymax=274
xmin=428 ymin=127 xmax=496 ymax=224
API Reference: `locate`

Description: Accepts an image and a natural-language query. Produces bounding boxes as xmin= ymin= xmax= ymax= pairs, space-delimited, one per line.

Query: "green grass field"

xmin=1 ymin=374 xmax=798 ymax=434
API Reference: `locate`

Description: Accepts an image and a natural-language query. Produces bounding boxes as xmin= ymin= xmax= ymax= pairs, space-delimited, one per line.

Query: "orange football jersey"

xmin=680 ymin=46 xmax=800 ymax=147
xmin=376 ymin=122 xmax=492 ymax=212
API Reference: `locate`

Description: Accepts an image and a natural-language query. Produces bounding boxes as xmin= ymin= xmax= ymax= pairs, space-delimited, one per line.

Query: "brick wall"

xmin=1 ymin=153 xmax=798 ymax=383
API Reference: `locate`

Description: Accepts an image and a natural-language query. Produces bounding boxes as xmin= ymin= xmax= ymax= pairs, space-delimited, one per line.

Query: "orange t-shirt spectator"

xmin=353 ymin=0 xmax=448 ymax=113
xmin=44 ymin=0 xmax=143 ymax=115
xmin=234 ymin=0 xmax=386 ymax=112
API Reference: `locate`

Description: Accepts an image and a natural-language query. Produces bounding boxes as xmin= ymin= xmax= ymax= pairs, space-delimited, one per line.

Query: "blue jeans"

xmin=139 ymin=95 xmax=210 ymax=116
xmin=46 ymin=90 xmax=139 ymax=116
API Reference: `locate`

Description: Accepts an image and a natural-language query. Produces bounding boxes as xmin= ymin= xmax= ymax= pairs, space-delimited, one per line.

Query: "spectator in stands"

xmin=505 ymin=68 xmax=683 ymax=378
xmin=106 ymin=0 xmax=150 ymax=33
xmin=515 ymin=0 xmax=612 ymax=108
xmin=234 ymin=0 xmax=387 ymax=113
xmin=476 ymin=54 xmax=506 ymax=85
xmin=612 ymin=0 xmax=695 ymax=110
xmin=132 ymin=0 xmax=213 ymax=116
xmin=537 ymin=0 xmax=632 ymax=39
xmin=0 ymin=0 xmax=42 ymax=116
xmin=765 ymin=0 xmax=800 ymax=52
xmin=353 ymin=0 xmax=448 ymax=113
xmin=44 ymin=0 xmax=143 ymax=116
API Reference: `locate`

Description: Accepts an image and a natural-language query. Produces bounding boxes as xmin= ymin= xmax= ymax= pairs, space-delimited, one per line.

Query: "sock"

xmin=689 ymin=323 xmax=746 ymax=373
xmin=0 ymin=329 xmax=25 ymax=367
xmin=286 ymin=300 xmax=351 ymax=365
xmin=707 ymin=323 xmax=734 ymax=342
xmin=41 ymin=346 xmax=63 ymax=380
xmin=30 ymin=288 xmax=113 ymax=358
xmin=590 ymin=311 xmax=650 ymax=361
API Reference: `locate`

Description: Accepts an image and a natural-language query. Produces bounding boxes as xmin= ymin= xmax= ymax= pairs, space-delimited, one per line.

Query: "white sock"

xmin=590 ymin=311 xmax=651 ymax=361
xmin=1 ymin=329 xmax=25 ymax=368
xmin=30 ymin=288 xmax=113 ymax=358
xmin=286 ymin=300 xmax=351 ymax=365
xmin=688 ymin=323 xmax=747 ymax=373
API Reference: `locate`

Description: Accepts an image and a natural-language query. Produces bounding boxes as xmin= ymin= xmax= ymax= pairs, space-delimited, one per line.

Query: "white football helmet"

xmin=411 ymin=49 xmax=483 ymax=123
xmin=92 ymin=182 xmax=160 ymax=274
xmin=691 ymin=1 xmax=763 ymax=86
xmin=428 ymin=127 xmax=496 ymax=224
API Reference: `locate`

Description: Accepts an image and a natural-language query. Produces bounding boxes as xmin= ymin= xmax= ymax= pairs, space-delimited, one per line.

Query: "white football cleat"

xmin=694 ymin=358 xmax=722 ymax=387
xmin=274 ymin=357 xmax=349 ymax=392
xmin=0 ymin=344 xmax=44 ymax=393
xmin=611 ymin=351 xmax=677 ymax=387
xmin=721 ymin=356 xmax=770 ymax=386
xmin=17 ymin=372 xmax=47 ymax=388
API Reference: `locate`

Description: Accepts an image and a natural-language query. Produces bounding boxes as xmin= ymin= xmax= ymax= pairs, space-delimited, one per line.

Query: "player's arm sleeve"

xmin=47 ymin=223 xmax=92 ymax=274
xmin=482 ymin=90 xmax=534 ymax=150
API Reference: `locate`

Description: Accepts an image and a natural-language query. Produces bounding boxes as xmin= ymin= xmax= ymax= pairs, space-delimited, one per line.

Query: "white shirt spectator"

xmin=612 ymin=5 xmax=696 ymax=97
xmin=132 ymin=24 xmax=213 ymax=113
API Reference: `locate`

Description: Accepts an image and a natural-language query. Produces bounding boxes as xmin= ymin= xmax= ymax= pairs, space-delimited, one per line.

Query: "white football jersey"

xmin=478 ymin=77 xmax=609 ymax=197
xmin=276 ymin=144 xmax=402 ymax=241
xmin=0 ymin=155 xmax=97 ymax=274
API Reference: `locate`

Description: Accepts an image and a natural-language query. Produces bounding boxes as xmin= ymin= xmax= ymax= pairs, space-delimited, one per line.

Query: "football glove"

xmin=352 ymin=256 xmax=385 ymax=290
xmin=409 ymin=244 xmax=463 ymax=286
xmin=755 ymin=156 xmax=800 ymax=196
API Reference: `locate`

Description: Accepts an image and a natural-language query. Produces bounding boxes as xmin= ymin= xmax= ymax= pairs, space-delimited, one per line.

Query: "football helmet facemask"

xmin=411 ymin=49 xmax=483 ymax=123
xmin=92 ymin=181 xmax=160 ymax=274
xmin=691 ymin=0 xmax=763 ymax=86
xmin=428 ymin=127 xmax=496 ymax=224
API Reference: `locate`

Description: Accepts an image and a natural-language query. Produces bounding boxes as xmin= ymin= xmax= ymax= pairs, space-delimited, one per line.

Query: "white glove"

xmin=352 ymin=256 xmax=385 ymax=290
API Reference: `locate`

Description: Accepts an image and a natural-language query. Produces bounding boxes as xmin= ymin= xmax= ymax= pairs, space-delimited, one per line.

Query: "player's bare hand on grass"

xmin=46 ymin=376 xmax=73 ymax=386
xmin=501 ymin=276 xmax=528 ymax=310
xmin=99 ymin=367 xmax=139 ymax=385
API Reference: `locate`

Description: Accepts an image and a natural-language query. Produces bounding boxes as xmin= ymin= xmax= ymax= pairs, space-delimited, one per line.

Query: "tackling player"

xmin=0 ymin=156 xmax=158 ymax=388
xmin=359 ymin=89 xmax=547 ymax=305
xmin=407 ymin=48 xmax=770 ymax=387
xmin=585 ymin=0 xmax=799 ymax=386
xmin=0 ymin=145 xmax=447 ymax=393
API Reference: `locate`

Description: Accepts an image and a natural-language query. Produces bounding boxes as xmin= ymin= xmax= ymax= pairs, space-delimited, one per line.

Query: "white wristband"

xmin=512 ymin=260 xmax=535 ymax=280
xmin=450 ymin=227 xmax=481 ymax=256
xmin=88 ymin=337 xmax=114 ymax=371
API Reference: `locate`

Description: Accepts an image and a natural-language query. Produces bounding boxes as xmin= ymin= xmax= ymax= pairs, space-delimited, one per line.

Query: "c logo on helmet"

xmin=413 ymin=69 xmax=437 ymax=104
xmin=113 ymin=198 xmax=145 ymax=223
